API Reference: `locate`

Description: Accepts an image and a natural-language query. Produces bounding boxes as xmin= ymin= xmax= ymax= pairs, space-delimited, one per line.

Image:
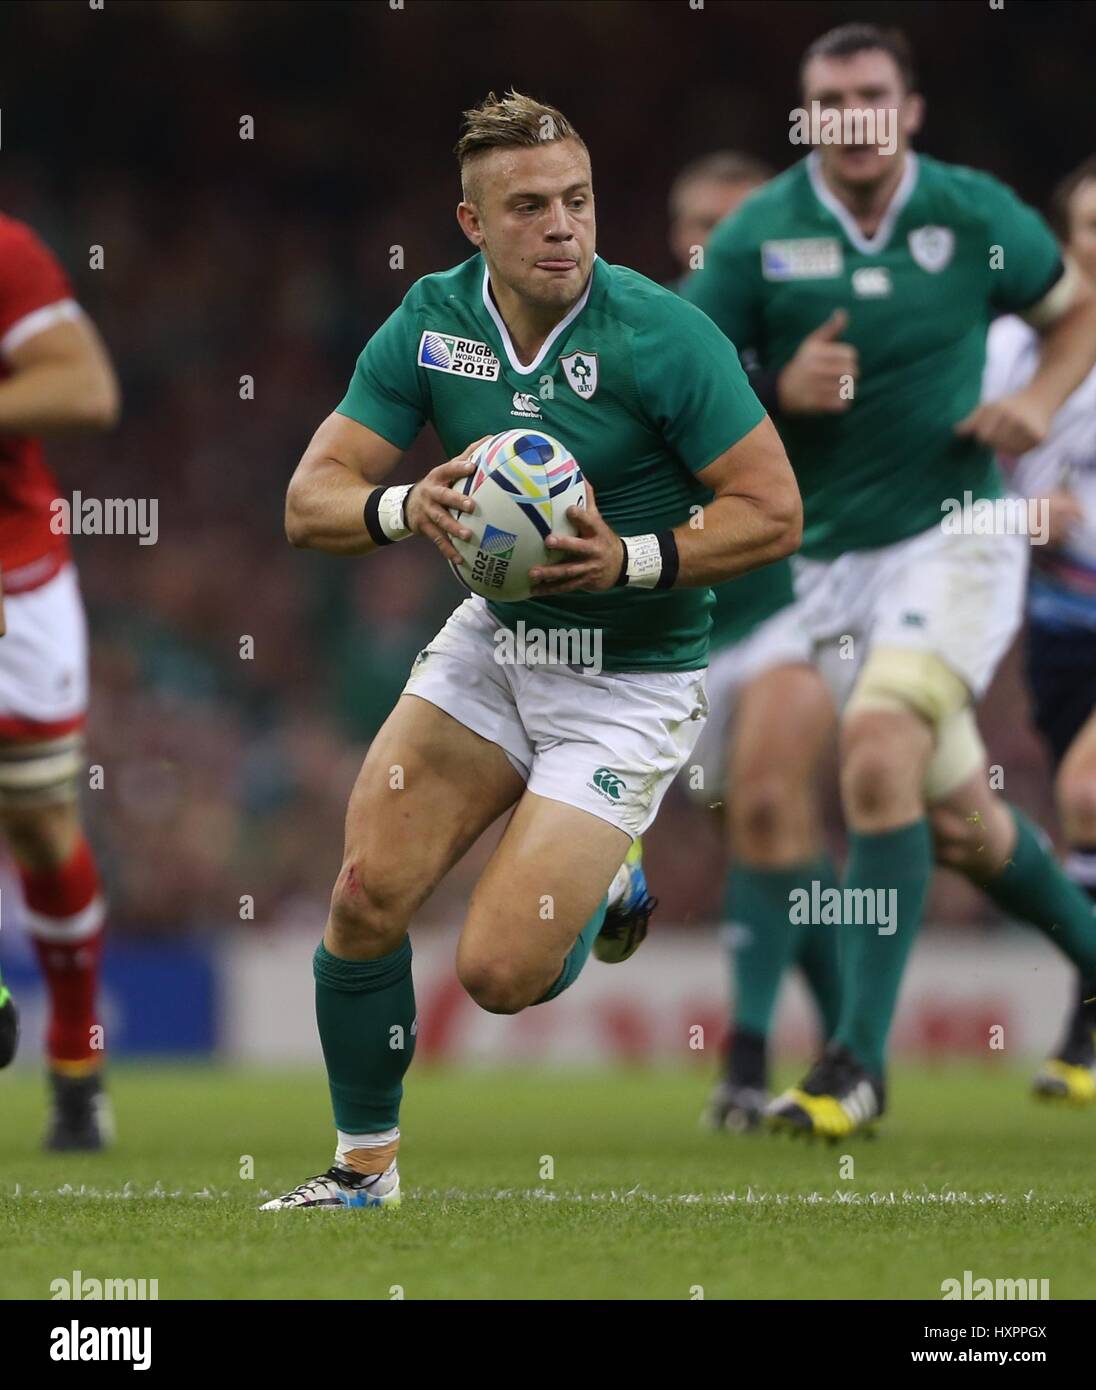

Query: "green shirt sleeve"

xmin=679 ymin=214 xmax=764 ymax=351
xmin=335 ymin=296 xmax=427 ymax=450
xmin=636 ymin=293 xmax=766 ymax=475
xmin=976 ymin=172 xmax=1064 ymax=315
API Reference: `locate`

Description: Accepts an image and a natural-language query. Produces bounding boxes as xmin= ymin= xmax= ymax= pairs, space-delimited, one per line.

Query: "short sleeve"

xmin=679 ymin=214 xmax=764 ymax=352
xmin=0 ymin=219 xmax=77 ymax=358
xmin=636 ymin=295 xmax=766 ymax=475
xmin=335 ymin=298 xmax=428 ymax=450
xmin=977 ymin=174 xmax=1063 ymax=315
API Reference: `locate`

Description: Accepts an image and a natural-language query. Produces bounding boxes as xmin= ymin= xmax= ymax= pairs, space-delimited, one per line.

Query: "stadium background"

xmin=1 ymin=0 xmax=1093 ymax=1064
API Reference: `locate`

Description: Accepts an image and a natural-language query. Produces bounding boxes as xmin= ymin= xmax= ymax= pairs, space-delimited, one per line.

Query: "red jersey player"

xmin=0 ymin=213 xmax=120 ymax=1150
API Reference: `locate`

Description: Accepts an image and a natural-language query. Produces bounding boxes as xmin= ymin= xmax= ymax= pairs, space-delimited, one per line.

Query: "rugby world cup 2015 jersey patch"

xmin=761 ymin=238 xmax=843 ymax=280
xmin=418 ymin=330 xmax=501 ymax=380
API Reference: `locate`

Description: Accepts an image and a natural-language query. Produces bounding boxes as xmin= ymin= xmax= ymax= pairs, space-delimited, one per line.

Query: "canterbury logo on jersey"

xmin=590 ymin=767 xmax=625 ymax=800
xmin=510 ymin=391 xmax=541 ymax=418
xmin=417 ymin=331 xmax=500 ymax=380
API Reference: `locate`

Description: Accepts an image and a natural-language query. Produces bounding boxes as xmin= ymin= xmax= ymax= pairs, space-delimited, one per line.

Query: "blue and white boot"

xmin=260 ymin=1160 xmax=400 ymax=1211
xmin=594 ymin=837 xmax=658 ymax=964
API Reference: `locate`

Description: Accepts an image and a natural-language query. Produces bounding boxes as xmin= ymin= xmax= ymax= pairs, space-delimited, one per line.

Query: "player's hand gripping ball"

xmin=447 ymin=430 xmax=586 ymax=601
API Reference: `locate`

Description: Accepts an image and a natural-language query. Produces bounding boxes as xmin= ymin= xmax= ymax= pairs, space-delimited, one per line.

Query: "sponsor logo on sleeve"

xmin=761 ymin=238 xmax=843 ymax=280
xmin=418 ymin=330 xmax=500 ymax=380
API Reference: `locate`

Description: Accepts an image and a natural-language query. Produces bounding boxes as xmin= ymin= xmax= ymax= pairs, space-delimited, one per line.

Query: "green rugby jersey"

xmin=707 ymin=559 xmax=796 ymax=651
xmin=336 ymin=253 xmax=765 ymax=671
xmin=683 ymin=153 xmax=1063 ymax=559
xmin=664 ymin=279 xmax=796 ymax=651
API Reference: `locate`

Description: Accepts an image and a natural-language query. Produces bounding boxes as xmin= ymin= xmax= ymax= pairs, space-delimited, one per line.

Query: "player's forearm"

xmin=669 ymin=487 xmax=802 ymax=586
xmin=285 ymin=458 xmax=386 ymax=554
xmin=1027 ymin=293 xmax=1096 ymax=417
xmin=0 ymin=359 xmax=119 ymax=434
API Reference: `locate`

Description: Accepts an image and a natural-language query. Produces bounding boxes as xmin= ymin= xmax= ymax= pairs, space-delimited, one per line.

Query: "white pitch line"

xmin=3 ymin=1182 xmax=1028 ymax=1206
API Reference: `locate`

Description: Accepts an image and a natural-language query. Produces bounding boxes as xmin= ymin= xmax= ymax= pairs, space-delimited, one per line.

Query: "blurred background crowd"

xmin=0 ymin=0 xmax=1091 ymax=937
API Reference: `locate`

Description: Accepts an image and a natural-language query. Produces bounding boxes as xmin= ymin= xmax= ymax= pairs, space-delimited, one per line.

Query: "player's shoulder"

xmin=594 ymin=259 xmax=725 ymax=339
xmin=0 ymin=212 xmax=61 ymax=264
xmin=397 ymin=255 xmax=484 ymax=317
xmin=915 ymin=154 xmax=1030 ymax=223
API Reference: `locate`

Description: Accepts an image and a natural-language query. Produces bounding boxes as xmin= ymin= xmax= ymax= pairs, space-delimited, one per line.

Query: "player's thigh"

xmin=335 ymin=693 xmax=525 ymax=927
xmin=730 ymin=663 xmax=835 ymax=809
xmin=456 ymin=789 xmax=629 ymax=1000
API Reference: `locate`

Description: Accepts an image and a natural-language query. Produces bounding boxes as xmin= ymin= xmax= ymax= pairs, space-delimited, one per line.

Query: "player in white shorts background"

xmin=0 ymin=212 xmax=121 ymax=1150
xmin=685 ymin=23 xmax=1096 ymax=1137
xmin=983 ymin=154 xmax=1096 ymax=1103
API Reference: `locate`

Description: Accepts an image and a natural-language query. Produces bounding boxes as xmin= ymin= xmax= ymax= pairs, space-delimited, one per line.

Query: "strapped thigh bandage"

xmin=844 ymin=645 xmax=985 ymax=801
xmin=0 ymin=733 xmax=83 ymax=806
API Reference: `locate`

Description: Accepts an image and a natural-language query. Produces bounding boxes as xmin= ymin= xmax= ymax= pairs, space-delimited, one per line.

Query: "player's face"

xmin=459 ymin=139 xmax=595 ymax=311
xmin=802 ymin=49 xmax=923 ymax=191
xmin=1067 ymin=178 xmax=1096 ymax=281
xmin=670 ymin=178 xmax=764 ymax=271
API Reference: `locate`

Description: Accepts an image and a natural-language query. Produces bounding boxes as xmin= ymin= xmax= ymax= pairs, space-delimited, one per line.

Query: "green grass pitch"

xmin=2 ymin=1062 xmax=1094 ymax=1300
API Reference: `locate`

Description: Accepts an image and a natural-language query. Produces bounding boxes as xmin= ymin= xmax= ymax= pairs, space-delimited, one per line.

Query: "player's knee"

xmin=840 ymin=715 xmax=925 ymax=820
xmin=458 ymin=955 xmax=535 ymax=1015
xmin=730 ymin=772 xmax=803 ymax=856
xmin=0 ymin=800 xmax=80 ymax=870
xmin=327 ymin=858 xmax=409 ymax=955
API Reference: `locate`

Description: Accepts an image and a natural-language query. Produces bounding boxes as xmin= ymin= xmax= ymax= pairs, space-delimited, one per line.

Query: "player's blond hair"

xmin=455 ymin=90 xmax=587 ymax=201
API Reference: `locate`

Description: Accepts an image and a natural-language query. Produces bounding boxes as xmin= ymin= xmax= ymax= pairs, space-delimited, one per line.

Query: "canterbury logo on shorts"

xmin=590 ymin=767 xmax=625 ymax=801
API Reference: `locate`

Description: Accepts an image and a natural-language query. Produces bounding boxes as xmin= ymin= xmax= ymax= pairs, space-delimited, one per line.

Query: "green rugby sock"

xmin=794 ymin=857 xmax=843 ymax=1039
xmin=726 ymin=862 xmax=835 ymax=1038
xmin=314 ymin=939 xmax=416 ymax=1134
xmin=534 ymin=895 xmax=607 ymax=1005
xmin=833 ymin=820 xmax=933 ymax=1076
xmin=980 ymin=809 xmax=1096 ymax=977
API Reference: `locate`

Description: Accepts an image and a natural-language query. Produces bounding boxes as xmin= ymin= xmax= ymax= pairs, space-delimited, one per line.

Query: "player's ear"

xmin=903 ymin=92 xmax=925 ymax=139
xmin=456 ymin=201 xmax=484 ymax=248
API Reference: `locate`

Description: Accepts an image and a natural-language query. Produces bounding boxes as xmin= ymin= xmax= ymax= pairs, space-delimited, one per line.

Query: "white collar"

xmin=806 ymin=150 xmax=919 ymax=255
xmin=481 ymin=256 xmax=595 ymax=375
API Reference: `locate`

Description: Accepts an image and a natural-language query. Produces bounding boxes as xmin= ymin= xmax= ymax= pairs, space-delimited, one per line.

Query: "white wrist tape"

xmin=622 ymin=533 xmax=663 ymax=588
xmin=377 ymin=484 xmax=414 ymax=542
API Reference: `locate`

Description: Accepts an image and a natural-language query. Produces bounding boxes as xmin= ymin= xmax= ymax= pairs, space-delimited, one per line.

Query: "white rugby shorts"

xmin=401 ymin=596 xmax=708 ymax=840
xmin=0 ymin=563 xmax=88 ymax=738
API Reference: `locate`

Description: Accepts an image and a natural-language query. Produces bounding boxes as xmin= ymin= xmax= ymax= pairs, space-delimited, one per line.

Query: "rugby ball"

xmin=448 ymin=429 xmax=586 ymax=602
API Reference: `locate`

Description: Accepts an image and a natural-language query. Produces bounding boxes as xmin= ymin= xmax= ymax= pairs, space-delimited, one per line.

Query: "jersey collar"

xmin=481 ymin=255 xmax=597 ymax=376
xmin=806 ymin=150 xmax=919 ymax=256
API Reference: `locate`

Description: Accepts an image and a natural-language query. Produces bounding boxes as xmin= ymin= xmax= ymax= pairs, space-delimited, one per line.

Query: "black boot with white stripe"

xmin=766 ymin=1043 xmax=885 ymax=1139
